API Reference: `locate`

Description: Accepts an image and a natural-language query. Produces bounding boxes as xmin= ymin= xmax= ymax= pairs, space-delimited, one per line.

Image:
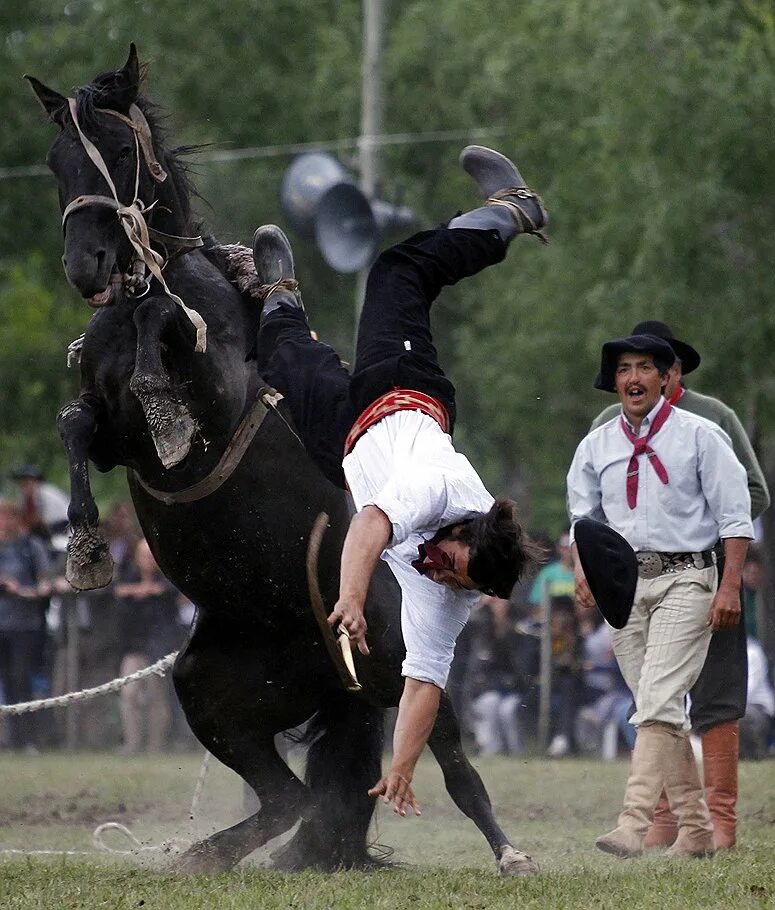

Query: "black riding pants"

xmin=257 ymin=227 xmax=506 ymax=488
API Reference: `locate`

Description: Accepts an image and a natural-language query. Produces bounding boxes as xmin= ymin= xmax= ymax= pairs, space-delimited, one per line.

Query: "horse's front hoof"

xmin=130 ymin=372 xmax=196 ymax=469
xmin=66 ymin=525 xmax=114 ymax=590
xmin=151 ymin=410 xmax=196 ymax=469
xmin=498 ymin=845 xmax=539 ymax=877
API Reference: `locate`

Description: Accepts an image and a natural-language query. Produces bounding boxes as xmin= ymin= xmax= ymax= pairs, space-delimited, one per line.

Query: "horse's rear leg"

xmin=173 ymin=643 xmax=314 ymax=873
xmin=129 ymin=296 xmax=195 ymax=469
xmin=58 ymin=395 xmax=113 ymax=590
xmin=271 ymin=691 xmax=385 ymax=871
xmin=428 ymin=692 xmax=539 ymax=877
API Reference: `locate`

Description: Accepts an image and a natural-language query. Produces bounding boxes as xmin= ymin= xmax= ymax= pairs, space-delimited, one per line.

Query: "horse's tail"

xmin=272 ymin=691 xmax=389 ymax=870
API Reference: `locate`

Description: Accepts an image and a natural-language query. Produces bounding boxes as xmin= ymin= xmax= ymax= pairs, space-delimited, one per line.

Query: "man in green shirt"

xmin=590 ymin=320 xmax=770 ymax=851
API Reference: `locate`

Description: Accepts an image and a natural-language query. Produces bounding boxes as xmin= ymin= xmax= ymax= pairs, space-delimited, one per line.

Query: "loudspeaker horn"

xmin=280 ymin=151 xmax=415 ymax=274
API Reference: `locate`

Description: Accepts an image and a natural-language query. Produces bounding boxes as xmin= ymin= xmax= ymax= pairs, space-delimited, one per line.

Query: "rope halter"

xmin=61 ymin=98 xmax=207 ymax=353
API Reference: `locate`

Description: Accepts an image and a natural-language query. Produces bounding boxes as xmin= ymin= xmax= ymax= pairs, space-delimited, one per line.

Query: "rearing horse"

xmin=27 ymin=45 xmax=536 ymax=875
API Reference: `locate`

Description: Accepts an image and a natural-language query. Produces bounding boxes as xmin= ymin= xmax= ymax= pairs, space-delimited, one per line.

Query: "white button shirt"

xmin=567 ymin=397 xmax=753 ymax=552
xmin=343 ymin=409 xmax=493 ymax=688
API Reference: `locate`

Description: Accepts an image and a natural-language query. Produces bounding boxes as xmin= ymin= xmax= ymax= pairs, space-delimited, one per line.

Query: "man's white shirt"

xmin=567 ymin=397 xmax=753 ymax=551
xmin=343 ymin=409 xmax=493 ymax=688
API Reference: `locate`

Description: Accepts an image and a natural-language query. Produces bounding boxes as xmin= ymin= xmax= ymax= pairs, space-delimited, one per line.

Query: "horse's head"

xmin=27 ymin=44 xmax=166 ymax=304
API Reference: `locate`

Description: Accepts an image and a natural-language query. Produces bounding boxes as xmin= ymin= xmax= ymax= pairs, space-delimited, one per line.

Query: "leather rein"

xmin=63 ymin=98 xmax=207 ymax=353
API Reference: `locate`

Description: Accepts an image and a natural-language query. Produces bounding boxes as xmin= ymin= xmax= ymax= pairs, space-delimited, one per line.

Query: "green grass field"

xmin=1 ymin=750 xmax=774 ymax=908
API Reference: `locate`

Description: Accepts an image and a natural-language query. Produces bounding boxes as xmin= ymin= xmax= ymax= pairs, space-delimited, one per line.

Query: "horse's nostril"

xmin=95 ymin=249 xmax=107 ymax=268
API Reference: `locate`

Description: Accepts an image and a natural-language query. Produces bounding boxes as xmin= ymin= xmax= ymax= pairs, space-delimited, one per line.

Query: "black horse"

xmin=27 ymin=45 xmax=536 ymax=875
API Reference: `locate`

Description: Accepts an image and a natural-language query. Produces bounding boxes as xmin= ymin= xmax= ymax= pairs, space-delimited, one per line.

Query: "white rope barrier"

xmin=0 ymin=652 xmax=218 ymax=861
xmin=0 ymin=651 xmax=178 ymax=716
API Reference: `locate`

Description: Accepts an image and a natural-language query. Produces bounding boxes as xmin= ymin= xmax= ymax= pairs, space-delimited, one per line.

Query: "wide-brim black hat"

xmin=574 ymin=518 xmax=637 ymax=630
xmin=593 ymin=334 xmax=676 ymax=393
xmin=631 ymin=320 xmax=701 ymax=375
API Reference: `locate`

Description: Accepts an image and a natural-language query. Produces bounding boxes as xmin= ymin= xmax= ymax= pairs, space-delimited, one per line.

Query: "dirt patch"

xmin=0 ymin=789 xmax=155 ymax=827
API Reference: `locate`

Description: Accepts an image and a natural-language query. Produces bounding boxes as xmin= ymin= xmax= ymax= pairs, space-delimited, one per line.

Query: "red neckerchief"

xmin=668 ymin=385 xmax=685 ymax=405
xmin=411 ymin=541 xmax=453 ymax=577
xmin=619 ymin=399 xmax=673 ymax=509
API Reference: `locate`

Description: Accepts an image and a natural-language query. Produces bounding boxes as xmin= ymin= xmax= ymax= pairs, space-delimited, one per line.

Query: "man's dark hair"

xmin=653 ymin=355 xmax=672 ymax=377
xmin=453 ymin=499 xmax=544 ymax=598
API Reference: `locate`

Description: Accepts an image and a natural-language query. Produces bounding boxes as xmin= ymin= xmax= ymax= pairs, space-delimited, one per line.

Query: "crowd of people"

xmin=3 ymin=464 xmax=767 ymax=768
xmin=0 ymin=469 xmax=193 ymax=753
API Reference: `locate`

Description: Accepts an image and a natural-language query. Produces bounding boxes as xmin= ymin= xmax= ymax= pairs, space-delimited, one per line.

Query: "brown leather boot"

xmin=702 ymin=720 xmax=739 ymax=850
xmin=643 ymin=790 xmax=678 ymax=848
xmin=664 ymin=734 xmax=714 ymax=858
xmin=595 ymin=724 xmax=667 ymax=858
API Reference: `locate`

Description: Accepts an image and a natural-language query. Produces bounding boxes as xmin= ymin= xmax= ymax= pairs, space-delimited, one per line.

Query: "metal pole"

xmin=354 ymin=0 xmax=386 ymax=333
xmin=537 ymin=581 xmax=553 ymax=750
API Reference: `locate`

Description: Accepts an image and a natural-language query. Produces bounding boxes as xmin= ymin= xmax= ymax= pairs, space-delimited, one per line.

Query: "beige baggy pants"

xmin=611 ymin=566 xmax=717 ymax=731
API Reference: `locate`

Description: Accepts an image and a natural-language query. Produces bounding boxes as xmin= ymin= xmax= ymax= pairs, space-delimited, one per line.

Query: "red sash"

xmin=619 ymin=399 xmax=672 ymax=509
xmin=343 ymin=389 xmax=450 ymax=457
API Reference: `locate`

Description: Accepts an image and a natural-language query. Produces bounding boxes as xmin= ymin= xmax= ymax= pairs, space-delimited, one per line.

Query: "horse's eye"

xmin=118 ymin=145 xmax=133 ymax=161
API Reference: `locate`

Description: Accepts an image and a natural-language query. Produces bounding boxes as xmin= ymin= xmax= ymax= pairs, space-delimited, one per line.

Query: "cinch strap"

xmin=343 ymin=388 xmax=450 ymax=457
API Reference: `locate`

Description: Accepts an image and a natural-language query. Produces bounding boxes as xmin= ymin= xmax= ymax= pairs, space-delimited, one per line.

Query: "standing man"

xmin=591 ymin=320 xmax=770 ymax=850
xmin=249 ymin=146 xmax=545 ymax=870
xmin=567 ymin=333 xmax=753 ymax=858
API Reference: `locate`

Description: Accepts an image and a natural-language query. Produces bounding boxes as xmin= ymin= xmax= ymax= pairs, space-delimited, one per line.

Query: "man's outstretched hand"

xmin=368 ymin=770 xmax=422 ymax=817
xmin=328 ymin=598 xmax=370 ymax=655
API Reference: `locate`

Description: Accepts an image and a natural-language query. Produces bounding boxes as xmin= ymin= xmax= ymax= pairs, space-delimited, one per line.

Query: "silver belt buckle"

xmin=636 ymin=551 xmax=663 ymax=579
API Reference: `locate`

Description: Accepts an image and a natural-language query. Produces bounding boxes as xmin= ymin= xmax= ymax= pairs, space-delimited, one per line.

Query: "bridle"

xmin=62 ymin=97 xmax=207 ymax=353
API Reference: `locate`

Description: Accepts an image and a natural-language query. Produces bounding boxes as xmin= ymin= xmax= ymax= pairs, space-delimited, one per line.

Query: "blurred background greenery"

xmin=1 ymin=0 xmax=773 ymax=542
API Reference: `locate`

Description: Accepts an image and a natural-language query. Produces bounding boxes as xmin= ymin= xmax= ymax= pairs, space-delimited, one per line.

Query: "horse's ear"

xmin=120 ymin=43 xmax=141 ymax=101
xmin=91 ymin=42 xmax=141 ymax=112
xmin=24 ymin=75 xmax=67 ymax=120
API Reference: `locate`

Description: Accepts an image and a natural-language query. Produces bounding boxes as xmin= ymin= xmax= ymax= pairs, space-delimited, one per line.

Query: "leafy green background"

xmin=1 ymin=1 xmax=773 ymax=544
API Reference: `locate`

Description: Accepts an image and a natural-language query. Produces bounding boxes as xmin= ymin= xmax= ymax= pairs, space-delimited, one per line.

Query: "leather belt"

xmin=636 ymin=549 xmax=716 ymax=580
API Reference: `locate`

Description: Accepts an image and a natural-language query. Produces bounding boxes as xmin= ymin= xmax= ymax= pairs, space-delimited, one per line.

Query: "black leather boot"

xmin=252 ymin=224 xmax=304 ymax=317
xmin=450 ymin=145 xmax=548 ymax=244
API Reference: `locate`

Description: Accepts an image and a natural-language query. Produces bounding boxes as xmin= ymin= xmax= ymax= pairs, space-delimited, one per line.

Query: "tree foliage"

xmin=1 ymin=0 xmax=773 ymax=529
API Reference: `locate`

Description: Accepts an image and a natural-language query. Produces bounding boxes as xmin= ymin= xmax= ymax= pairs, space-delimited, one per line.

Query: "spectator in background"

xmin=740 ymin=634 xmax=774 ymax=760
xmin=590 ymin=321 xmax=770 ymax=852
xmin=11 ymin=465 xmax=69 ymax=548
xmin=528 ymin=531 xmax=574 ymax=606
xmin=0 ymin=499 xmax=50 ymax=750
xmin=466 ymin=595 xmax=535 ymax=755
xmin=576 ymin=611 xmax=634 ymax=755
xmin=524 ymin=531 xmax=582 ymax=756
xmin=546 ymin=595 xmax=583 ymax=757
xmin=115 ymin=539 xmax=181 ymax=753
xmin=104 ymin=501 xmax=141 ymax=581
